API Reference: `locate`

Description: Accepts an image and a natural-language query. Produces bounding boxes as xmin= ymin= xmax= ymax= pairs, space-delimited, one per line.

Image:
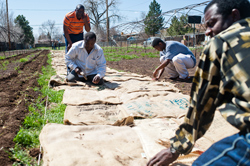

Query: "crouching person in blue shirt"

xmin=65 ymin=32 xmax=106 ymax=85
xmin=152 ymin=38 xmax=196 ymax=81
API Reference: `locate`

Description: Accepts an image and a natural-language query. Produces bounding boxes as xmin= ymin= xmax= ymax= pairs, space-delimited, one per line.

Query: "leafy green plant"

xmin=147 ymin=52 xmax=158 ymax=58
xmin=126 ymin=49 xmax=134 ymax=53
xmin=10 ymin=144 xmax=39 ymax=166
xmin=121 ymin=54 xmax=139 ymax=60
xmin=0 ymin=55 xmax=6 ymax=60
xmin=20 ymin=58 xmax=29 ymax=62
xmin=0 ymin=60 xmax=9 ymax=70
xmin=13 ymin=128 xmax=40 ymax=147
xmin=106 ymin=56 xmax=122 ymax=62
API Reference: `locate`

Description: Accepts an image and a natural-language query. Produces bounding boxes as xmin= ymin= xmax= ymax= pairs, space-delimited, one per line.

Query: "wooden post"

xmin=106 ymin=0 xmax=109 ymax=43
xmin=6 ymin=0 xmax=11 ymax=50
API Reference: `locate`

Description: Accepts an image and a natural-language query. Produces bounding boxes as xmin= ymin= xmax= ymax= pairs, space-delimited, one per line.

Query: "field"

xmin=105 ymin=46 xmax=202 ymax=95
xmin=0 ymin=50 xmax=50 ymax=165
xmin=0 ymin=46 xmax=202 ymax=165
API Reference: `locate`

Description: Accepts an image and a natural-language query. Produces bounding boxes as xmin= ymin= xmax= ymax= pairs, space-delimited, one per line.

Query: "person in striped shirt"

xmin=63 ymin=4 xmax=91 ymax=53
xmin=147 ymin=0 xmax=250 ymax=165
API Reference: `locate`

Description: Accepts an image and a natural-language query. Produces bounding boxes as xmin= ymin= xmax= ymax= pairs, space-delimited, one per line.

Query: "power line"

xmin=112 ymin=1 xmax=209 ymax=34
xmin=124 ymin=0 xmax=152 ymax=9
xmin=9 ymin=9 xmax=147 ymax=12
xmin=9 ymin=9 xmax=71 ymax=11
xmin=30 ymin=24 xmax=62 ymax=27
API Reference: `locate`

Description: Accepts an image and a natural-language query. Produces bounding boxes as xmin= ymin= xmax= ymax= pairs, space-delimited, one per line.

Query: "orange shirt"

xmin=63 ymin=11 xmax=90 ymax=34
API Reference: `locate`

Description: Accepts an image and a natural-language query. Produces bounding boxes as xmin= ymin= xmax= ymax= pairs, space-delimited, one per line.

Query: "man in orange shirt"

xmin=63 ymin=4 xmax=91 ymax=53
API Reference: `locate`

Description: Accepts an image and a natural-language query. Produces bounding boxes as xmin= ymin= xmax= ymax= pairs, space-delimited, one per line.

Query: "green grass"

xmin=141 ymin=52 xmax=158 ymax=58
xmin=102 ymin=45 xmax=201 ymax=61
xmin=11 ymin=52 xmax=66 ymax=165
xmin=103 ymin=46 xmax=158 ymax=62
xmin=34 ymin=46 xmax=66 ymax=50
xmin=121 ymin=54 xmax=139 ymax=60
xmin=147 ymin=53 xmax=158 ymax=58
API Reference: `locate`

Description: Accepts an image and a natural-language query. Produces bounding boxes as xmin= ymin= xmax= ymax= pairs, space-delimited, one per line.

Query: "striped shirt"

xmin=63 ymin=11 xmax=90 ymax=34
xmin=170 ymin=18 xmax=250 ymax=155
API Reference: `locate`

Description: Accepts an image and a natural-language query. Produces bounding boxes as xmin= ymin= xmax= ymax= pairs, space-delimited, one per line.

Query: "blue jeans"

xmin=64 ymin=33 xmax=84 ymax=54
xmin=193 ymin=131 xmax=250 ymax=166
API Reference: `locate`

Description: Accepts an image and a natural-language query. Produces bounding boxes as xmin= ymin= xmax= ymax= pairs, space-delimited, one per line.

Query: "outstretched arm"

xmin=147 ymin=148 xmax=180 ymax=166
xmin=153 ymin=59 xmax=170 ymax=79
xmin=153 ymin=68 xmax=165 ymax=80
xmin=63 ymin=25 xmax=73 ymax=51
xmin=83 ymin=13 xmax=91 ymax=32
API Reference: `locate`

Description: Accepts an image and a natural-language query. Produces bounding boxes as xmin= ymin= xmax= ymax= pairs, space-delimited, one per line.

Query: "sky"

xmin=6 ymin=0 xmax=208 ymax=37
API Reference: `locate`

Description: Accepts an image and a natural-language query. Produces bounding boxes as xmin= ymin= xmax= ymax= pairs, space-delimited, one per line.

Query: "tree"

xmin=82 ymin=0 xmax=121 ymax=40
xmin=39 ymin=20 xmax=59 ymax=43
xmin=167 ymin=14 xmax=193 ymax=36
xmin=0 ymin=1 xmax=23 ymax=44
xmin=14 ymin=15 xmax=34 ymax=45
xmin=144 ymin=0 xmax=164 ymax=36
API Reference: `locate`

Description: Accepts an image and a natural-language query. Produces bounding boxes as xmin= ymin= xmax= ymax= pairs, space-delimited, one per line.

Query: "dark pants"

xmin=193 ymin=130 xmax=250 ymax=166
xmin=64 ymin=33 xmax=84 ymax=54
xmin=66 ymin=70 xmax=104 ymax=85
xmin=64 ymin=33 xmax=84 ymax=74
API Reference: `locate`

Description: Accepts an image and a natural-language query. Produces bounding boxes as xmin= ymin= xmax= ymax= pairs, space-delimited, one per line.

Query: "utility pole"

xmin=106 ymin=0 xmax=109 ymax=43
xmin=6 ymin=0 xmax=11 ymax=50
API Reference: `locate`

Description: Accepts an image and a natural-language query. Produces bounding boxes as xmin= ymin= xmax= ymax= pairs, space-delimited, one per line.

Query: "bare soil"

xmin=107 ymin=49 xmax=201 ymax=95
xmin=0 ymin=50 xmax=50 ymax=166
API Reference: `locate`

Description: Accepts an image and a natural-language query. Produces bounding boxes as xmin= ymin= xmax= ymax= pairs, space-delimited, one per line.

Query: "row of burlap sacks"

xmin=39 ymin=51 xmax=239 ymax=166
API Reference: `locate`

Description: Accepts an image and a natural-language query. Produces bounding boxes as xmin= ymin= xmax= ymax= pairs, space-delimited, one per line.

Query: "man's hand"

xmin=92 ymin=75 xmax=101 ymax=84
xmin=147 ymin=148 xmax=179 ymax=166
xmin=74 ymin=67 xmax=82 ymax=75
xmin=67 ymin=42 xmax=73 ymax=51
xmin=82 ymin=13 xmax=88 ymax=23
xmin=153 ymin=69 xmax=159 ymax=79
xmin=152 ymin=77 xmax=159 ymax=81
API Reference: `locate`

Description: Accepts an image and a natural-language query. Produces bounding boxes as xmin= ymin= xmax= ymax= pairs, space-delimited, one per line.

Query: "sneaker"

xmin=169 ymin=76 xmax=179 ymax=80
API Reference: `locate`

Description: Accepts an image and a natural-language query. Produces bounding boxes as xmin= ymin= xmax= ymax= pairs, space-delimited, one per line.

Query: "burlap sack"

xmin=49 ymin=75 xmax=89 ymax=88
xmin=62 ymin=89 xmax=121 ymax=105
xmin=131 ymin=111 xmax=239 ymax=165
xmin=133 ymin=118 xmax=179 ymax=159
xmin=195 ymin=111 xmax=239 ymax=151
xmin=116 ymin=80 xmax=179 ymax=94
xmin=39 ymin=123 xmax=147 ymax=166
xmin=104 ymin=75 xmax=152 ymax=82
xmin=64 ymin=105 xmax=126 ymax=125
xmin=119 ymin=93 xmax=189 ymax=118
xmin=104 ymin=68 xmax=152 ymax=82
xmin=51 ymin=50 xmax=67 ymax=75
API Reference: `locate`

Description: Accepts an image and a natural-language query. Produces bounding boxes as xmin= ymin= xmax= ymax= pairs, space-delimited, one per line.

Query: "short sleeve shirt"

xmin=63 ymin=11 xmax=90 ymax=34
xmin=160 ymin=41 xmax=195 ymax=63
